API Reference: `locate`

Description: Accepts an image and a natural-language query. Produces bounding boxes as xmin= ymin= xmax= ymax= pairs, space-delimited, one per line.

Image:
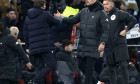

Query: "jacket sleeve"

xmin=23 ymin=22 xmax=29 ymax=49
xmin=99 ymin=10 xmax=109 ymax=43
xmin=62 ymin=9 xmax=82 ymax=25
xmin=47 ymin=12 xmax=61 ymax=26
xmin=120 ymin=11 xmax=137 ymax=31
xmin=7 ymin=35 xmax=30 ymax=64
xmin=55 ymin=52 xmax=64 ymax=61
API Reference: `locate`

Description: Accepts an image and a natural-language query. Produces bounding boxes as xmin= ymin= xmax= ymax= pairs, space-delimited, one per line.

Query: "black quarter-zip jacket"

xmin=106 ymin=7 xmax=137 ymax=47
xmin=104 ymin=7 xmax=137 ymax=64
xmin=63 ymin=2 xmax=109 ymax=59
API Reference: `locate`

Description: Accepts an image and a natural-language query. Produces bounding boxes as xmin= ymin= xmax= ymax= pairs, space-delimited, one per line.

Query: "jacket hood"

xmin=87 ymin=2 xmax=104 ymax=12
xmin=27 ymin=8 xmax=43 ymax=19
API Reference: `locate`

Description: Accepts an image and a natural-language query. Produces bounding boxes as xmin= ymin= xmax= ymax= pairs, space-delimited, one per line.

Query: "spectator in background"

xmin=1 ymin=8 xmax=16 ymax=28
xmin=21 ymin=0 xmax=35 ymax=21
xmin=0 ymin=22 xmax=32 ymax=84
xmin=55 ymin=39 xmax=79 ymax=84
xmin=24 ymin=0 xmax=61 ymax=84
xmin=62 ymin=0 xmax=79 ymax=17
xmin=76 ymin=0 xmax=86 ymax=10
xmin=18 ymin=0 xmax=35 ymax=41
xmin=114 ymin=1 xmax=125 ymax=11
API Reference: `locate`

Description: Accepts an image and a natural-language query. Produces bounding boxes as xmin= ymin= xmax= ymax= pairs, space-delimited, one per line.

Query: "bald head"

xmin=10 ymin=27 xmax=19 ymax=38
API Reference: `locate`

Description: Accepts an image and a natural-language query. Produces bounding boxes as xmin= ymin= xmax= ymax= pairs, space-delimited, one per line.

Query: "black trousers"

xmin=0 ymin=79 xmax=18 ymax=84
xmin=32 ymin=52 xmax=56 ymax=84
xmin=108 ymin=61 xmax=129 ymax=84
xmin=78 ymin=57 xmax=98 ymax=84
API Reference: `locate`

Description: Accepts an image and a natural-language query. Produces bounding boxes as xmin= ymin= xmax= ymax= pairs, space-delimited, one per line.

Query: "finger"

xmin=57 ymin=10 xmax=60 ymax=14
xmin=28 ymin=65 xmax=32 ymax=69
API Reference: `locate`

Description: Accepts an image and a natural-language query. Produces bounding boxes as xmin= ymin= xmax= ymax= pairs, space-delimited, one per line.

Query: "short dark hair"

xmin=0 ymin=22 xmax=6 ymax=32
xmin=34 ymin=0 xmax=46 ymax=8
xmin=6 ymin=8 xmax=15 ymax=13
xmin=103 ymin=0 xmax=114 ymax=3
xmin=65 ymin=0 xmax=73 ymax=6
xmin=114 ymin=1 xmax=125 ymax=10
xmin=62 ymin=39 xmax=72 ymax=48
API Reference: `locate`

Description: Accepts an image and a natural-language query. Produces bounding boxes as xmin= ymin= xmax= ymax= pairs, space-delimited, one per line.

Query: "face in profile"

xmin=72 ymin=0 xmax=76 ymax=6
xmin=120 ymin=2 xmax=125 ymax=11
xmin=65 ymin=44 xmax=73 ymax=52
xmin=103 ymin=0 xmax=114 ymax=13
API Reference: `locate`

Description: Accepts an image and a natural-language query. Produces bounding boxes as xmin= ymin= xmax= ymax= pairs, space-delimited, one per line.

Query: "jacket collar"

xmin=59 ymin=46 xmax=72 ymax=54
xmin=87 ymin=2 xmax=104 ymax=12
xmin=109 ymin=7 xmax=117 ymax=15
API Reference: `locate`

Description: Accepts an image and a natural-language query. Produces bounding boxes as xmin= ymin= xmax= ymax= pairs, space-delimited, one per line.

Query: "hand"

xmin=54 ymin=42 xmax=61 ymax=47
xmin=17 ymin=39 xmax=22 ymax=46
xmin=54 ymin=10 xmax=64 ymax=18
xmin=138 ymin=28 xmax=140 ymax=32
xmin=120 ymin=29 xmax=128 ymax=36
xmin=76 ymin=22 xmax=80 ymax=28
xmin=26 ymin=62 xmax=32 ymax=69
xmin=98 ymin=43 xmax=105 ymax=52
xmin=129 ymin=63 xmax=136 ymax=71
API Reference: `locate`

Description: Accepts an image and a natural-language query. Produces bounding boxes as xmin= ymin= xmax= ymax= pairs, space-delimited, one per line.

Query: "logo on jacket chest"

xmin=111 ymin=14 xmax=116 ymax=20
xmin=92 ymin=16 xmax=94 ymax=18
xmin=0 ymin=42 xmax=2 ymax=45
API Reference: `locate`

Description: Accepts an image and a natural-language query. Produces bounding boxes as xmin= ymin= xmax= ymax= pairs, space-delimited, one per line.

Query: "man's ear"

xmin=111 ymin=2 xmax=114 ymax=7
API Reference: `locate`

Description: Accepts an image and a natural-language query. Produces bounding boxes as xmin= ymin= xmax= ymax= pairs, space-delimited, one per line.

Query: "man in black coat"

xmin=1 ymin=8 xmax=16 ymax=28
xmin=55 ymin=0 xmax=109 ymax=83
xmin=0 ymin=22 xmax=32 ymax=84
xmin=103 ymin=0 xmax=137 ymax=84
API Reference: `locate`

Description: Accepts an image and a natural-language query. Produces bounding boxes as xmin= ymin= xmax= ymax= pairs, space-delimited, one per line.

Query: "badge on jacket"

xmin=0 ymin=42 xmax=2 ymax=45
xmin=111 ymin=15 xmax=116 ymax=20
xmin=16 ymin=42 xmax=19 ymax=45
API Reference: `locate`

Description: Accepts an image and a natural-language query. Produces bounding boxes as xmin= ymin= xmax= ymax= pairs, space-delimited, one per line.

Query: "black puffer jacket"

xmin=0 ymin=29 xmax=29 ymax=81
xmin=63 ymin=2 xmax=109 ymax=59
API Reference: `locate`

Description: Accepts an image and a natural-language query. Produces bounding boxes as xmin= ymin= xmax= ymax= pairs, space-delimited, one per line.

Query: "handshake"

xmin=54 ymin=10 xmax=64 ymax=18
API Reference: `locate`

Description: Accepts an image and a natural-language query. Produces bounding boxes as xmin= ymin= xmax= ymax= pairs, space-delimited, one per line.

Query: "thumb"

xmin=57 ymin=10 xmax=60 ymax=14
